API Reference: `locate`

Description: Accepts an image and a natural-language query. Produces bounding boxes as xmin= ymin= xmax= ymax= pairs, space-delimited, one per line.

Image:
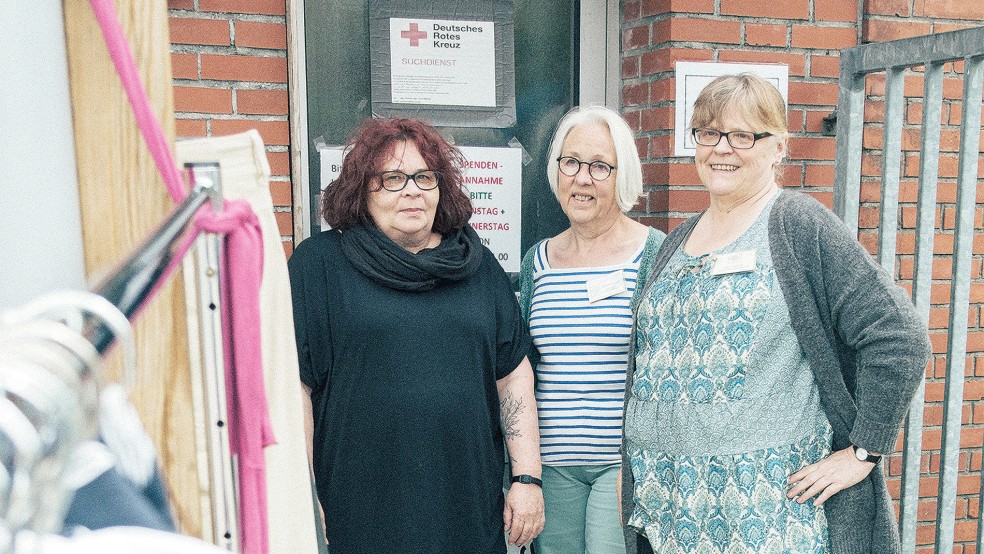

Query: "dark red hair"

xmin=321 ymin=118 xmax=472 ymax=234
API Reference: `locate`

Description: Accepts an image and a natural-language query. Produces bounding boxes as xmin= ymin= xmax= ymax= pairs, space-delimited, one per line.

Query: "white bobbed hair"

xmin=546 ymin=105 xmax=643 ymax=213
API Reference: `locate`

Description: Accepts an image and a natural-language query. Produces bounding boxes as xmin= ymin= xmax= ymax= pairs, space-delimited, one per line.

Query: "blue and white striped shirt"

xmin=530 ymin=240 xmax=645 ymax=465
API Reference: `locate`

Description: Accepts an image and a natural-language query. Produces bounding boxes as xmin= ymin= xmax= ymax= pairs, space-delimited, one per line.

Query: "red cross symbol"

xmin=401 ymin=22 xmax=427 ymax=47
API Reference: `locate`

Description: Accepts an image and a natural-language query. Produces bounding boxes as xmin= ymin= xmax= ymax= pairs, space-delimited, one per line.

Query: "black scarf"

xmin=340 ymin=224 xmax=484 ymax=292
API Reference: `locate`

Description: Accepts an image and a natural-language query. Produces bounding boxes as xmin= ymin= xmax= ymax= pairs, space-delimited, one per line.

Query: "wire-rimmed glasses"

xmin=556 ymin=156 xmax=617 ymax=180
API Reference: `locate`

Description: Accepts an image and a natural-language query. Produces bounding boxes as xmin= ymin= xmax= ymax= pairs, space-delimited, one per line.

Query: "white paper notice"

xmin=389 ymin=17 xmax=496 ymax=107
xmin=459 ymin=146 xmax=522 ymax=272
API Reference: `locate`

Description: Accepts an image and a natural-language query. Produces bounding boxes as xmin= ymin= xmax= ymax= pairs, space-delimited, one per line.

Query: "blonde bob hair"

xmin=546 ymin=105 xmax=644 ymax=213
xmin=689 ymin=73 xmax=788 ymax=139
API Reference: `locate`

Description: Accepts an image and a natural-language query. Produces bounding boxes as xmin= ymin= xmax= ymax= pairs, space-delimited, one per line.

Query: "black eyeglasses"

xmin=376 ymin=170 xmax=441 ymax=192
xmin=691 ymin=128 xmax=773 ymax=149
xmin=556 ymin=156 xmax=617 ymax=180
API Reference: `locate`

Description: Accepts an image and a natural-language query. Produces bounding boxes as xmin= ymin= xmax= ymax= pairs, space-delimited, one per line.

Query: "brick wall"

xmin=167 ymin=0 xmax=294 ymax=257
xmin=622 ymin=1 xmax=984 ymax=552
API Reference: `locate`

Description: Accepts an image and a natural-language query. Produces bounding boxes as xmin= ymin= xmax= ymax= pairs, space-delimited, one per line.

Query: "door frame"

xmin=286 ymin=0 xmax=620 ymax=243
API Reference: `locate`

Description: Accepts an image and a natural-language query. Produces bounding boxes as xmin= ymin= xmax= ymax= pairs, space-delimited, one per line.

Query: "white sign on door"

xmin=389 ymin=17 xmax=496 ymax=107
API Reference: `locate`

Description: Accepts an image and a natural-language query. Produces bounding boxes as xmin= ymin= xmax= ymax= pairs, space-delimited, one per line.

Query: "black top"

xmin=289 ymin=229 xmax=531 ymax=554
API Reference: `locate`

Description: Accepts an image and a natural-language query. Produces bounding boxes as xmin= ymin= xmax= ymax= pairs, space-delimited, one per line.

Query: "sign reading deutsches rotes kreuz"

xmin=389 ymin=18 xmax=496 ymax=107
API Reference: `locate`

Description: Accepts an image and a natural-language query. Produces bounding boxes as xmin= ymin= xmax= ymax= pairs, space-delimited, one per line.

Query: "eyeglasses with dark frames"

xmin=691 ymin=128 xmax=773 ymax=150
xmin=556 ymin=156 xmax=617 ymax=180
xmin=376 ymin=170 xmax=441 ymax=192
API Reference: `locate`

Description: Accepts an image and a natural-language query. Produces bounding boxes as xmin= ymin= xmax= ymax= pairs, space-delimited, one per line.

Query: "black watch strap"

xmin=852 ymin=444 xmax=882 ymax=464
xmin=511 ymin=474 xmax=543 ymax=488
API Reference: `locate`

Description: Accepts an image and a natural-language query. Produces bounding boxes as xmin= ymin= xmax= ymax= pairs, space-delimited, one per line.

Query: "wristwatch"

xmin=852 ymin=444 xmax=882 ymax=464
xmin=511 ymin=474 xmax=543 ymax=488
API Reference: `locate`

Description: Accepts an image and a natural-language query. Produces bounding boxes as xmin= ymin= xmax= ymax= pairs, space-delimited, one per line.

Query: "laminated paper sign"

xmin=390 ymin=18 xmax=496 ymax=107
xmin=369 ymin=0 xmax=517 ymax=128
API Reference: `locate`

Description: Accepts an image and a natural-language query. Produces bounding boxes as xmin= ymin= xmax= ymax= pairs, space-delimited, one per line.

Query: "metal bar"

xmin=833 ymin=57 xmax=866 ymax=230
xmin=844 ymin=26 xmax=984 ymax=74
xmin=89 ymin=179 xmax=218 ymax=353
xmin=877 ymin=66 xmax=905 ymax=271
xmin=899 ymin=60 xmax=944 ymax=552
xmin=936 ymin=54 xmax=984 ymax=554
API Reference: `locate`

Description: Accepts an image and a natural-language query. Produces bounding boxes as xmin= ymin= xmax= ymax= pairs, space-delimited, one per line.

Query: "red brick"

xmin=237 ymin=89 xmax=288 ymax=115
xmin=805 ymin=110 xmax=833 ymax=133
xmin=745 ymin=23 xmax=788 ymax=47
xmin=914 ymin=0 xmax=984 ymax=19
xmin=935 ymin=22 xmax=981 ymax=33
xmin=667 ymin=188 xmax=710 ymax=212
xmin=168 ymin=0 xmax=195 ymax=9
xmin=274 ymin=210 xmax=293 ymax=235
xmin=169 ymin=17 xmax=230 ymax=46
xmin=175 ymin=118 xmax=207 ymax=137
xmin=810 ymin=55 xmax=841 ymax=78
xmin=622 ymin=82 xmax=649 ymax=106
xmin=654 ymin=18 xmax=741 ymax=44
xmin=623 ymin=55 xmax=640 ymax=79
xmin=171 ymin=53 xmax=198 ymax=80
xmin=200 ymin=54 xmax=287 ymax=82
xmin=640 ymin=107 xmax=674 ymax=130
xmin=779 ymin=164 xmax=804 ymax=187
xmin=211 ymin=119 xmax=290 ymax=146
xmin=266 ymin=151 xmax=290 ymax=176
xmin=199 ymin=0 xmax=286 ymax=16
xmin=720 ymin=0 xmax=808 ymax=19
xmin=174 ymin=86 xmax=233 ymax=114
xmin=235 ymin=21 xmax=287 ymax=50
xmin=648 ymin=134 xmax=676 ymax=158
xmin=787 ymin=81 xmax=840 ymax=106
xmin=623 ymin=25 xmax=650 ymax=50
xmin=651 ymin=77 xmax=676 ymax=103
xmin=862 ymin=19 xmax=933 ymax=42
xmin=270 ymin=180 xmax=292 ymax=205
xmin=804 ymin=163 xmax=835 ymax=186
xmin=787 ymin=137 xmax=836 ymax=160
xmin=642 ymin=47 xmax=712 ymax=76
xmin=716 ymin=50 xmax=806 ymax=76
xmin=867 ymin=0 xmax=911 ymax=16
xmin=282 ymin=240 xmax=294 ymax=259
xmin=639 ymin=0 xmax=671 ymax=17
xmin=791 ymin=25 xmax=858 ymax=49
xmin=816 ymin=0 xmax=857 ymax=22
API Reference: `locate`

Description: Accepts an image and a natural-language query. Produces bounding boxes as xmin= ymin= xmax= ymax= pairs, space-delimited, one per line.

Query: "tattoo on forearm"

xmin=499 ymin=390 xmax=525 ymax=440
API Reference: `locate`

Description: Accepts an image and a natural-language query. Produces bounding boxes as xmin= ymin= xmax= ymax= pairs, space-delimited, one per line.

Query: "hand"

xmin=503 ymin=482 xmax=545 ymax=546
xmin=786 ymin=446 xmax=877 ymax=506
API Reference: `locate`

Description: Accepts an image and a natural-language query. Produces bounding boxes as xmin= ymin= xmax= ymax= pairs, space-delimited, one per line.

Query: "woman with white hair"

xmin=517 ymin=105 xmax=665 ymax=554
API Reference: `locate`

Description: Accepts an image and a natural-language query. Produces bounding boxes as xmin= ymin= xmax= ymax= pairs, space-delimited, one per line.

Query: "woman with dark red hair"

xmin=288 ymin=118 xmax=544 ymax=553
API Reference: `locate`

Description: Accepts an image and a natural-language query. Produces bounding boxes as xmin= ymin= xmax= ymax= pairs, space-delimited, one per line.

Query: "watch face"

xmin=855 ymin=446 xmax=869 ymax=461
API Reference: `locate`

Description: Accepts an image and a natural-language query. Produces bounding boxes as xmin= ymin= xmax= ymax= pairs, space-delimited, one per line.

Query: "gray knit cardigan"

xmin=620 ymin=191 xmax=931 ymax=554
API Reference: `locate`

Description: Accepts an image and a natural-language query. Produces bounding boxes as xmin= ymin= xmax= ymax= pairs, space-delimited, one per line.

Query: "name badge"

xmin=710 ymin=250 xmax=757 ymax=276
xmin=586 ymin=271 xmax=627 ymax=303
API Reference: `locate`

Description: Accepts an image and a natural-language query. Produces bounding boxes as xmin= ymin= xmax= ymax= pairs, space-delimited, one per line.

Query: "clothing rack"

xmin=0 ymin=163 xmax=239 ymax=552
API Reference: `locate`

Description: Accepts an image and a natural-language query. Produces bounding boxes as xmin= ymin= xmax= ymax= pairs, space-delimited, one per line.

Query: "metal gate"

xmin=832 ymin=25 xmax=984 ymax=553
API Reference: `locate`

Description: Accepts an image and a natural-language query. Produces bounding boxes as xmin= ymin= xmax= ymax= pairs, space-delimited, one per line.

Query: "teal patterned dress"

xmin=624 ymin=197 xmax=833 ymax=554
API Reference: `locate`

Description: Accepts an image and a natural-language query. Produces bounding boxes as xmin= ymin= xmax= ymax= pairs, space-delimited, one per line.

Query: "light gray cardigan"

xmin=620 ymin=191 xmax=931 ymax=554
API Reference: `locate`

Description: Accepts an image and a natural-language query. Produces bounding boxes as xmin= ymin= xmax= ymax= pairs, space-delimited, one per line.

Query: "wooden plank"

xmin=62 ymin=0 xmax=204 ymax=537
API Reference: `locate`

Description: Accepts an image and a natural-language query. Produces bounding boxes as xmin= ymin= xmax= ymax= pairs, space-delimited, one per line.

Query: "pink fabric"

xmin=88 ymin=0 xmax=186 ymax=203
xmin=197 ymin=202 xmax=277 ymax=554
xmin=88 ymin=1 xmax=275 ymax=552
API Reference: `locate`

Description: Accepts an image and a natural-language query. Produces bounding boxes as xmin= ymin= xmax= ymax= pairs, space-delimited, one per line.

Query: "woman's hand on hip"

xmin=786 ymin=446 xmax=877 ymax=506
xmin=503 ymin=483 xmax=545 ymax=546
